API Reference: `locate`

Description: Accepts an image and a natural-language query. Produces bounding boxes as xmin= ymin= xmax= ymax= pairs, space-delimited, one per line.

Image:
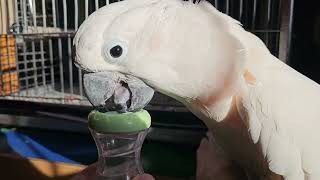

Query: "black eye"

xmin=109 ymin=45 xmax=123 ymax=58
xmin=103 ymin=39 xmax=128 ymax=63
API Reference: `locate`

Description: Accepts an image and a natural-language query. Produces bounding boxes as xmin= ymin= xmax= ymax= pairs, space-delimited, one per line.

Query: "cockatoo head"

xmin=73 ymin=0 xmax=246 ymax=113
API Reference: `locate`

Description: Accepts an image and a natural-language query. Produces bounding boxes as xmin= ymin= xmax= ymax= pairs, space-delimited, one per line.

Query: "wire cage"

xmin=0 ymin=0 xmax=294 ymax=112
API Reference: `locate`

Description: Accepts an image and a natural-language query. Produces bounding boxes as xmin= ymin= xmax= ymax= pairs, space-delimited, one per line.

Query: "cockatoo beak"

xmin=83 ymin=71 xmax=154 ymax=113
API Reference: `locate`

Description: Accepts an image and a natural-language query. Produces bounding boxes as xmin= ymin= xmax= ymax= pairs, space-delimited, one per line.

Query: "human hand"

xmin=71 ymin=163 xmax=155 ymax=180
xmin=132 ymin=174 xmax=155 ymax=180
xmin=196 ymin=132 xmax=247 ymax=180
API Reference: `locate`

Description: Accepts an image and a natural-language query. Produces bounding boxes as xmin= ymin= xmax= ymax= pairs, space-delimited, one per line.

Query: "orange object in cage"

xmin=0 ymin=35 xmax=19 ymax=95
xmin=0 ymin=71 xmax=19 ymax=95
xmin=0 ymin=35 xmax=17 ymax=71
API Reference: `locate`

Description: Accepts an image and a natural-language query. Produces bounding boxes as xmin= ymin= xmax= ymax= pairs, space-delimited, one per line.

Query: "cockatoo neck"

xmin=205 ymin=96 xmax=234 ymax=122
xmin=184 ymin=94 xmax=235 ymax=128
xmin=184 ymin=75 xmax=249 ymax=129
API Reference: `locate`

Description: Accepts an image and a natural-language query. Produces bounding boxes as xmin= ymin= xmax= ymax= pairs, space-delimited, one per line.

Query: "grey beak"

xmin=83 ymin=71 xmax=154 ymax=113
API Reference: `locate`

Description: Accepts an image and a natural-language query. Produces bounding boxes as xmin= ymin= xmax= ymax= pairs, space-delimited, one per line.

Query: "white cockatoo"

xmin=73 ymin=0 xmax=320 ymax=179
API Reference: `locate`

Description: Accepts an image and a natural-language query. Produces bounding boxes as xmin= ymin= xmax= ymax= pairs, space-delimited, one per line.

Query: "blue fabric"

xmin=3 ymin=130 xmax=80 ymax=164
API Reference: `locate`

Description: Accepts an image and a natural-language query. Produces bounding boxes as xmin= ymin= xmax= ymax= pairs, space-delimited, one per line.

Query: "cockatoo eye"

xmin=103 ymin=39 xmax=128 ymax=63
xmin=110 ymin=45 xmax=123 ymax=58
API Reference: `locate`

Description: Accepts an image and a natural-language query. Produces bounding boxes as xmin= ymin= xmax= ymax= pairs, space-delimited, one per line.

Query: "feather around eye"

xmin=103 ymin=39 xmax=128 ymax=64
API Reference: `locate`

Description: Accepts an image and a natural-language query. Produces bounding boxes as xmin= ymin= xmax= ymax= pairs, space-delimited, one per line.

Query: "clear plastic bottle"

xmin=90 ymin=128 xmax=149 ymax=180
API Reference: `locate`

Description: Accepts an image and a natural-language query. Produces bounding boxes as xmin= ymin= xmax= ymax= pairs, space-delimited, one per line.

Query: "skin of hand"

xmin=133 ymin=174 xmax=155 ymax=180
xmin=70 ymin=162 xmax=155 ymax=180
xmin=196 ymin=132 xmax=248 ymax=180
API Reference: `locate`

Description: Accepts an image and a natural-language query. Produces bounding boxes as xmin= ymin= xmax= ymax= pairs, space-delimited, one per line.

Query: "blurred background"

xmin=0 ymin=0 xmax=318 ymax=179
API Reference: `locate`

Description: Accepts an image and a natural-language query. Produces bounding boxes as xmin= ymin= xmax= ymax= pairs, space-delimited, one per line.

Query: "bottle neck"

xmin=90 ymin=129 xmax=148 ymax=180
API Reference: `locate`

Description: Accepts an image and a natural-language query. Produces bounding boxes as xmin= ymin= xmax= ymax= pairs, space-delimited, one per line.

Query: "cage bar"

xmin=48 ymin=39 xmax=55 ymax=89
xmin=252 ymin=0 xmax=257 ymax=30
xmin=58 ymin=38 xmax=64 ymax=94
xmin=41 ymin=0 xmax=47 ymax=28
xmin=18 ymin=65 xmax=55 ymax=73
xmin=68 ymin=37 xmax=73 ymax=94
xmin=40 ymin=0 xmax=47 ymax=86
xmin=14 ymin=0 xmax=19 ymax=25
xmin=52 ymin=0 xmax=57 ymax=28
xmin=95 ymin=0 xmax=99 ymax=10
xmin=63 ymin=0 xmax=67 ymax=32
xmin=22 ymin=39 xmax=29 ymax=94
xmin=31 ymin=40 xmax=38 ymax=88
xmin=39 ymin=40 xmax=46 ymax=86
xmin=279 ymin=0 xmax=294 ymax=63
xmin=74 ymin=0 xmax=83 ymax=96
xmin=6 ymin=36 xmax=13 ymax=94
xmin=74 ymin=0 xmax=78 ymax=31
xmin=22 ymin=0 xmax=27 ymax=33
xmin=239 ymin=0 xmax=243 ymax=20
xmin=225 ymin=0 xmax=229 ymax=14
xmin=32 ymin=0 xmax=36 ymax=31
xmin=85 ymin=0 xmax=88 ymax=19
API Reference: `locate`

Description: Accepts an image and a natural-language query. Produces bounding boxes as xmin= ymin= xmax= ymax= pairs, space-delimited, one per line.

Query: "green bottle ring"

xmin=88 ymin=109 xmax=151 ymax=133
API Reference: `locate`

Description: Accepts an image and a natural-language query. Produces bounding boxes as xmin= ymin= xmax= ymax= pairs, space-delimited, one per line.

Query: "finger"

xmin=132 ymin=174 xmax=155 ymax=180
